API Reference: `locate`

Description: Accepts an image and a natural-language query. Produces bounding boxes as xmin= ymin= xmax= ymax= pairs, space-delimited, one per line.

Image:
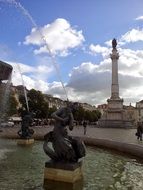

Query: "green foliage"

xmin=19 ymin=89 xmax=49 ymax=118
xmin=73 ymin=106 xmax=101 ymax=123
xmin=73 ymin=106 xmax=83 ymax=121
xmin=48 ymin=106 xmax=57 ymax=118
xmin=7 ymin=93 xmax=18 ymax=116
xmin=28 ymin=89 xmax=49 ymax=118
xmin=18 ymin=88 xmax=102 ymax=121
xmin=19 ymin=94 xmax=27 ymax=110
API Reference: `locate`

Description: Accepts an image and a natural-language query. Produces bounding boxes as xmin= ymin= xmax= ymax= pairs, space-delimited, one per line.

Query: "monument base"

xmin=43 ymin=160 xmax=83 ymax=190
xmin=99 ymin=99 xmax=134 ymax=128
xmin=17 ymin=138 xmax=34 ymax=145
xmin=98 ymin=119 xmax=134 ymax=128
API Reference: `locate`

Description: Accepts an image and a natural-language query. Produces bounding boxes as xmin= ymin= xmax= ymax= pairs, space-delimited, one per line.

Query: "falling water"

xmin=0 ymin=73 xmax=12 ymax=122
xmin=0 ymin=0 xmax=69 ymax=101
xmin=17 ymin=64 xmax=29 ymax=112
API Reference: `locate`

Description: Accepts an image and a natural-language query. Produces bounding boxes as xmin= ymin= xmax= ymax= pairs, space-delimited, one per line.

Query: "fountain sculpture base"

xmin=17 ymin=138 xmax=34 ymax=145
xmin=43 ymin=160 xmax=83 ymax=190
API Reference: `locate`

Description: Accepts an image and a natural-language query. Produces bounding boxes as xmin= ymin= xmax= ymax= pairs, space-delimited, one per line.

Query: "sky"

xmin=0 ymin=0 xmax=143 ymax=106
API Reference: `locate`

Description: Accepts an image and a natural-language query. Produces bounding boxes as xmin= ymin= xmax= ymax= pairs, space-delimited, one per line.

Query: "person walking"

xmin=83 ymin=121 xmax=87 ymax=135
xmin=136 ymin=121 xmax=143 ymax=141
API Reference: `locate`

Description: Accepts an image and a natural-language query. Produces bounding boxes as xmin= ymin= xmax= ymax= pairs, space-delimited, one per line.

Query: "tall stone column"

xmin=98 ymin=38 xmax=133 ymax=128
xmin=110 ymin=39 xmax=119 ymax=99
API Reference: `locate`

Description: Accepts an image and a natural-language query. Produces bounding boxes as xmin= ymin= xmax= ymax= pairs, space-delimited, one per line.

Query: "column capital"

xmin=110 ymin=50 xmax=119 ymax=60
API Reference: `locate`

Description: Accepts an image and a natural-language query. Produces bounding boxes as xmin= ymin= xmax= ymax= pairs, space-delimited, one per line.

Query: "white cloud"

xmin=7 ymin=60 xmax=68 ymax=101
xmin=66 ymin=45 xmax=143 ymax=105
xmin=105 ymin=40 xmax=112 ymax=47
xmin=120 ymin=28 xmax=143 ymax=44
xmin=24 ymin=18 xmax=85 ymax=56
xmin=118 ymin=48 xmax=143 ymax=77
xmin=5 ymin=17 xmax=143 ymax=107
xmin=67 ymin=61 xmax=111 ymax=105
xmin=135 ymin=16 xmax=143 ymax=21
xmin=8 ymin=59 xmax=53 ymax=89
xmin=47 ymin=81 xmax=68 ymax=98
xmin=89 ymin=44 xmax=110 ymax=57
xmin=8 ymin=41 xmax=143 ymax=106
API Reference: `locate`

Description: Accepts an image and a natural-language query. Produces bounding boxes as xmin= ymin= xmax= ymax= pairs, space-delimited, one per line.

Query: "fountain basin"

xmin=1 ymin=127 xmax=143 ymax=160
xmin=0 ymin=139 xmax=143 ymax=189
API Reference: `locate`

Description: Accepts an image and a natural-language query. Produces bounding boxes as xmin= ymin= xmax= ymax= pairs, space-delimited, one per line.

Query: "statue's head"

xmin=69 ymin=102 xmax=79 ymax=112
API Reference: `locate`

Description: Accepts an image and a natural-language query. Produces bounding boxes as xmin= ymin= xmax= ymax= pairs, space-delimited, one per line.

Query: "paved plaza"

xmin=0 ymin=125 xmax=141 ymax=144
xmin=71 ymin=126 xmax=141 ymax=144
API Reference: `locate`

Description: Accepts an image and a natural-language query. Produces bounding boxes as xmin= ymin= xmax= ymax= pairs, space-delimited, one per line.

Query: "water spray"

xmin=17 ymin=64 xmax=29 ymax=112
xmin=1 ymin=0 xmax=69 ymax=102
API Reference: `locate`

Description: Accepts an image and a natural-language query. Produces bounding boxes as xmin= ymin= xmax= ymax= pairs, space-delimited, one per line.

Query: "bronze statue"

xmin=17 ymin=110 xmax=34 ymax=139
xmin=43 ymin=102 xmax=86 ymax=162
xmin=112 ymin=38 xmax=117 ymax=49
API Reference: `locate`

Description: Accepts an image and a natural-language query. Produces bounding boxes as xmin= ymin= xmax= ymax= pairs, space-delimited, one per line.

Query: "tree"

xmin=28 ymin=89 xmax=49 ymax=118
xmin=73 ymin=106 xmax=101 ymax=124
xmin=48 ymin=106 xmax=57 ymax=118
xmin=19 ymin=94 xmax=27 ymax=110
xmin=73 ymin=106 xmax=85 ymax=123
xmin=7 ymin=93 xmax=18 ymax=116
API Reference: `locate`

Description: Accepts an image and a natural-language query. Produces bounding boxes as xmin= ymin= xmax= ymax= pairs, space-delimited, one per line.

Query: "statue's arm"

xmin=51 ymin=108 xmax=65 ymax=122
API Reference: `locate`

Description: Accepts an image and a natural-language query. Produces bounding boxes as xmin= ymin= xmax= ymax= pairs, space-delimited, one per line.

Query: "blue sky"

xmin=0 ymin=0 xmax=143 ymax=106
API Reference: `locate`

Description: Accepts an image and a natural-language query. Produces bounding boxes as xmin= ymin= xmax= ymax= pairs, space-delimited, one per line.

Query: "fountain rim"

xmin=80 ymin=136 xmax=143 ymax=160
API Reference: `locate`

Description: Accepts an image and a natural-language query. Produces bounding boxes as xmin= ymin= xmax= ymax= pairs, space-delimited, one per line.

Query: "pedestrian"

xmin=136 ymin=121 xmax=143 ymax=141
xmin=83 ymin=121 xmax=87 ymax=135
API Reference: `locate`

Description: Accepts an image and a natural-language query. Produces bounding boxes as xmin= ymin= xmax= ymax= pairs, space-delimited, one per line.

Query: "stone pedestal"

xmin=17 ymin=138 xmax=34 ymax=145
xmin=43 ymin=160 xmax=83 ymax=190
xmin=99 ymin=93 xmax=134 ymax=128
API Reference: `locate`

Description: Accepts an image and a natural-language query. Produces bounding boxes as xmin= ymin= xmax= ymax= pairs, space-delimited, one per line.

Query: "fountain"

xmin=1 ymin=1 xmax=143 ymax=190
xmin=0 ymin=1 xmax=83 ymax=188
xmin=43 ymin=102 xmax=86 ymax=189
xmin=0 ymin=60 xmax=35 ymax=144
xmin=16 ymin=67 xmax=35 ymax=145
xmin=1 ymin=0 xmax=69 ymax=147
xmin=0 ymin=138 xmax=143 ymax=190
xmin=17 ymin=110 xmax=35 ymax=145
